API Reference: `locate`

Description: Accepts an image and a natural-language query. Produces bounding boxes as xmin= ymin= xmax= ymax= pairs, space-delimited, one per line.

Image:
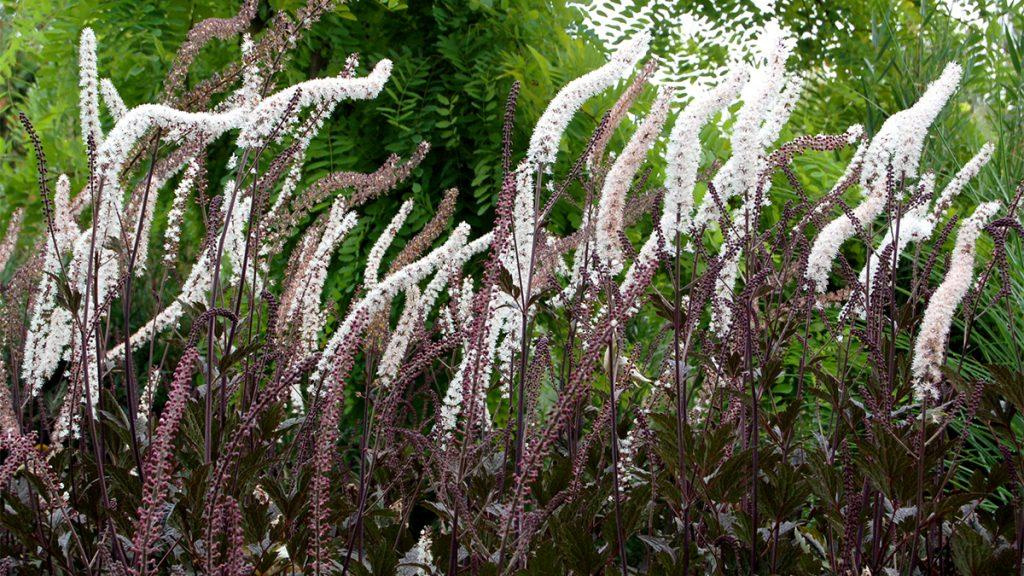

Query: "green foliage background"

xmin=1 ymin=0 xmax=1022 ymax=365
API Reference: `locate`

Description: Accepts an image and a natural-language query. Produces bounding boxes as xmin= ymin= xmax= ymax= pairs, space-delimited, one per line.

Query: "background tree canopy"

xmin=1 ymin=0 xmax=1022 ymax=359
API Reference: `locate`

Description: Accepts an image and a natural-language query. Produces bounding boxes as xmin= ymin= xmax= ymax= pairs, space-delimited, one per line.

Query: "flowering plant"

xmin=0 ymin=4 xmax=1021 ymax=575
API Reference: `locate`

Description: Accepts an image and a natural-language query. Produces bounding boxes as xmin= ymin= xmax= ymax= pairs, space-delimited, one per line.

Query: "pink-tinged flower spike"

xmin=375 ymin=285 xmax=422 ymax=389
xmin=931 ymin=142 xmax=995 ymax=220
xmin=805 ymin=64 xmax=962 ymax=293
xmin=366 ymin=199 xmax=414 ymax=290
xmin=703 ymin=23 xmax=800 ymax=335
xmin=595 ymin=88 xmax=672 ymax=273
xmin=507 ymin=31 xmax=650 ymax=290
xmin=0 ymin=355 xmax=19 ymax=439
xmin=845 ymin=143 xmax=994 ymax=319
xmin=523 ymin=31 xmax=650 ymax=171
xmin=132 ymin=347 xmax=199 ymax=576
xmin=224 ymin=194 xmax=257 ymax=290
xmin=0 ymin=208 xmax=23 ymax=272
xmin=911 ymin=201 xmax=1000 ymax=401
xmin=79 ymin=28 xmax=102 ymax=147
xmin=99 ymin=78 xmax=126 ymax=121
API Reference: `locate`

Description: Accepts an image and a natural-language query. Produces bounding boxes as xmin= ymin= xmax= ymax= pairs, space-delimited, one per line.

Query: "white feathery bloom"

xmin=660 ymin=68 xmax=746 ymax=243
xmin=397 ymin=529 xmax=434 ymax=576
xmin=375 ymin=230 xmax=490 ymax=393
xmin=440 ymin=291 xmax=516 ymax=445
xmin=618 ymin=69 xmax=747 ymax=298
xmin=493 ymin=310 xmax=523 ymax=401
xmin=51 ymin=376 xmax=81 ymax=443
xmin=594 ymin=88 xmax=671 ymax=273
xmin=712 ymin=128 xmax=866 ymax=333
xmin=288 ymin=200 xmax=358 ymax=354
xmin=99 ymin=78 xmax=127 ymax=121
xmin=22 ymin=280 xmax=76 ymax=396
xmin=860 ymin=63 xmax=963 ymax=192
xmin=105 ymin=187 xmax=254 ymax=361
xmin=417 ymin=232 xmax=492 ymax=323
xmin=805 ymin=64 xmax=962 ymax=293
xmin=439 ymin=306 xmax=457 ymax=338
xmin=313 ymin=224 xmax=472 ymax=387
xmin=931 ymin=143 xmax=994 ymax=218
xmin=692 ymin=22 xmax=795 ymax=231
xmin=523 ymin=32 xmax=650 ymax=170
xmin=76 ymin=320 xmax=106 ymax=420
xmin=79 ymin=28 xmax=102 ymax=146
xmin=507 ymin=31 xmax=650 ymax=292
xmin=846 ymin=144 xmax=993 ymax=318
xmin=96 ymin=107 xmax=223 ymax=183
xmin=96 ymin=59 xmax=392 ymax=186
xmin=237 ymin=34 xmax=261 ymax=108
xmin=701 ymin=22 xmax=798 ymax=336
xmin=69 ymin=33 xmax=389 ymax=287
xmin=22 ymin=176 xmax=78 ymax=392
xmin=805 ymin=192 xmax=877 ymax=294
xmin=224 ymin=195 xmax=256 ymax=289
xmin=457 ymin=277 xmax=476 ymax=326
xmin=50 ymin=176 xmax=77 ymax=269
xmin=756 ymin=72 xmax=803 ymax=149
xmin=236 ymin=59 xmax=393 ymax=148
xmin=365 ymin=200 xmax=414 ymax=290
xmin=376 ymin=286 xmax=422 ymax=389
xmin=163 ymin=160 xmax=200 ymax=265
xmin=911 ymin=201 xmax=999 ymax=401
